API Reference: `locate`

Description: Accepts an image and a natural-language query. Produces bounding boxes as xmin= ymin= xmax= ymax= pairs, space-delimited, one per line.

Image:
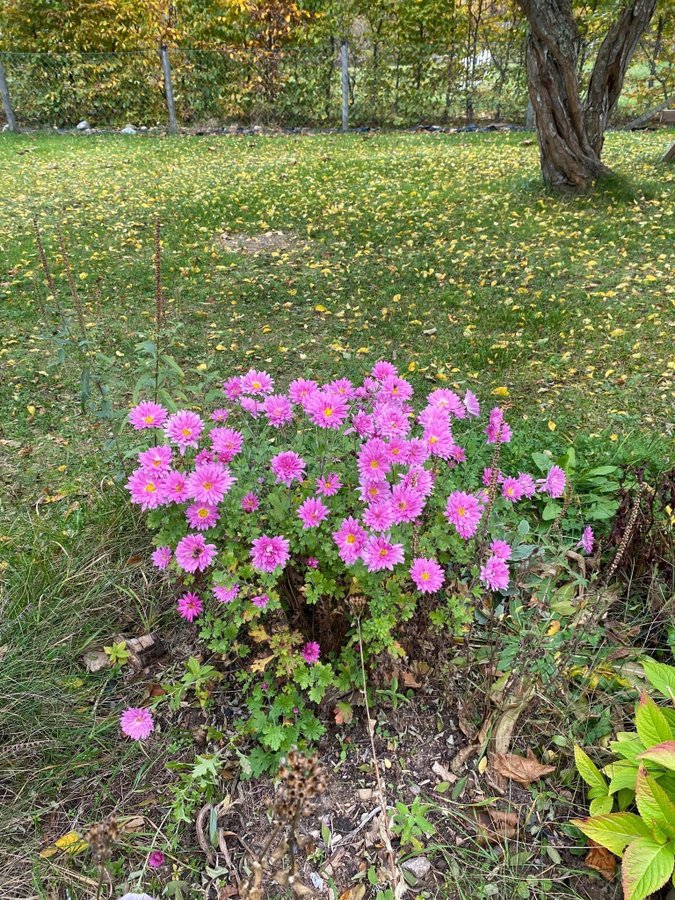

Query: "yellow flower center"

xmin=346 ymin=534 xmax=356 ymax=544
xmin=421 ymin=571 xmax=430 ymax=581
xmin=152 ymin=459 xmax=161 ymax=467
xmin=457 ymin=506 xmax=466 ymax=517
xmin=506 ymin=487 xmax=514 ymax=496
xmin=197 ymin=508 xmax=209 ymax=518
xmin=181 ymin=427 xmax=192 ymax=437
xmin=379 ymin=548 xmax=389 ymax=557
xmin=324 ymin=407 xmax=333 ymax=417
xmin=143 ymin=414 xmax=154 ymax=423
xmin=429 ymin=435 xmax=438 ymax=444
xmin=203 ymin=481 xmax=213 ymax=490
xmin=370 ymin=460 xmax=379 ymax=469
xmin=252 ymin=381 xmax=261 ymax=389
xmin=144 ymin=483 xmax=157 ymax=493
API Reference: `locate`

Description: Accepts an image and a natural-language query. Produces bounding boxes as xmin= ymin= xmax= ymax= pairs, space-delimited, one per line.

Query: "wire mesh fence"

xmin=0 ymin=42 xmax=530 ymax=131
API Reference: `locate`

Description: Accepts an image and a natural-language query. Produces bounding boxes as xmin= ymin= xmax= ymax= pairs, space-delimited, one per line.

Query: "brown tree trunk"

xmin=518 ymin=0 xmax=658 ymax=190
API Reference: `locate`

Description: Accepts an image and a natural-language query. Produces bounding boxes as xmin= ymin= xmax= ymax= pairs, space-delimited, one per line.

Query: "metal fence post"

xmin=160 ymin=44 xmax=177 ymax=134
xmin=340 ymin=39 xmax=349 ymax=133
xmin=0 ymin=55 xmax=18 ymax=132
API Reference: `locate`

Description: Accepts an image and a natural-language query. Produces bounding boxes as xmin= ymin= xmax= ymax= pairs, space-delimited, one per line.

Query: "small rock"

xmin=82 ymin=650 xmax=110 ymax=673
xmin=139 ymin=125 xmax=148 ymax=131
xmin=76 ymin=120 xmax=90 ymax=130
xmin=120 ymin=124 xmax=137 ymax=135
xmin=402 ymin=856 xmax=431 ymax=879
xmin=309 ymin=872 xmax=325 ymax=891
xmin=120 ymin=895 xmax=158 ymax=900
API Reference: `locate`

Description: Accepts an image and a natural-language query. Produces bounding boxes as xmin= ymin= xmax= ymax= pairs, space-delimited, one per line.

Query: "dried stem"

xmin=355 ymin=617 xmax=399 ymax=892
xmin=56 ymin=221 xmax=87 ymax=339
xmin=32 ymin=215 xmax=60 ymax=311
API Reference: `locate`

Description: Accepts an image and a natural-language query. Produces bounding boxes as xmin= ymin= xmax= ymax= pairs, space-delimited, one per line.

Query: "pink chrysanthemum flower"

xmin=298 ymin=497 xmax=329 ymax=529
xmin=418 ymin=405 xmax=450 ymax=431
xmin=138 ymin=445 xmax=173 ymax=473
xmin=448 ymin=443 xmax=466 ymax=463
xmin=306 ymin=390 xmax=350 ymax=430
xmin=352 ymin=410 xmax=375 ymax=437
xmin=241 ymin=369 xmax=274 ymax=395
xmin=424 ymin=427 xmax=455 ymax=459
xmin=223 ymin=376 xmax=243 ymax=400
xmin=120 ymin=707 xmax=154 ymax=740
xmin=128 ymin=401 xmax=168 ymax=430
xmin=464 ymin=389 xmax=480 ymax=417
xmin=126 ymin=468 xmax=164 ymax=511
xmin=301 ymin=641 xmax=321 ymax=664
xmin=409 ymin=557 xmax=445 ymax=594
xmin=271 ymin=450 xmax=306 ymax=486
xmin=289 ymin=378 xmax=319 ymax=406
xmin=241 ymin=492 xmax=260 ymax=512
xmin=372 ymin=360 xmax=398 ymax=381
xmin=445 ymin=491 xmax=483 ymax=539
xmin=186 ymin=502 xmax=220 ymax=530
xmin=307 ymin=557 xmax=319 ymax=568
xmin=400 ymin=465 xmax=434 ymax=498
xmin=480 ymin=556 xmax=510 ymax=591
xmin=359 ymin=479 xmax=390 ymax=504
xmin=175 ymin=534 xmax=217 ymax=573
xmin=161 ymin=469 xmax=189 ymax=504
xmin=177 ymin=591 xmax=203 ymax=622
xmin=251 ymin=535 xmax=290 ymax=573
xmin=151 ymin=546 xmax=172 ymax=570
xmin=385 ymin=436 xmax=408 ymax=463
xmin=379 ymin=375 xmax=414 ymax=403
xmin=214 ymin=583 xmax=239 ymax=603
xmin=210 ymin=408 xmax=229 ymax=422
xmin=329 ymin=377 xmax=355 ymax=398
xmin=485 ymin=407 xmax=510 ymax=445
xmin=578 ymin=525 xmax=594 ymax=555
xmin=404 ymin=438 xmax=430 ymax=465
xmin=517 ymin=472 xmax=536 ymax=498
xmin=363 ymin=534 xmax=405 ymax=573
xmin=358 ymin=438 xmax=392 ymax=481
xmin=239 ymin=396 xmax=264 ymax=418
xmin=195 ymin=449 xmax=214 ymax=466
xmin=391 ymin=483 xmax=425 ymax=524
xmin=164 ymin=410 xmax=204 ymax=453
xmin=538 ymin=465 xmax=566 ymax=499
xmin=333 ymin=517 xmax=367 ymax=564
xmin=483 ymin=467 xmax=503 ymax=487
xmin=187 ymin=462 xmax=235 ymax=505
xmin=263 ymin=394 xmax=294 ymax=427
xmin=363 ymin=499 xmax=396 ymax=533
xmin=501 ymin=477 xmax=523 ymax=502
xmin=210 ymin=427 xmax=244 ymax=462
xmin=428 ymin=388 xmax=465 ymax=418
xmin=374 ymin=404 xmax=411 ymax=438
xmin=252 ymin=594 xmax=269 ymax=609
xmin=148 ymin=850 xmax=165 ymax=869
xmin=490 ymin=540 xmax=512 ymax=560
xmin=316 ymin=472 xmax=342 ymax=497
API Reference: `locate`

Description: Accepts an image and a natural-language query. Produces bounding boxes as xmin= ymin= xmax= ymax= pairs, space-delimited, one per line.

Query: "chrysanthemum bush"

xmin=124 ymin=361 xmax=593 ymax=773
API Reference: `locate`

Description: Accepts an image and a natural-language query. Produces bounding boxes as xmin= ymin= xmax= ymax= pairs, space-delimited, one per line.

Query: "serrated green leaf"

xmin=635 ymin=767 xmax=675 ymax=839
xmin=575 ymin=745 xmax=609 ymax=794
xmin=642 ymin=659 xmax=675 ymax=703
xmin=606 ymin=759 xmax=640 ymax=794
xmin=571 ymin=812 xmax=651 ymax=857
xmin=638 ymin=742 xmax=675 ymax=772
xmin=590 ymin=795 xmax=615 ymax=816
xmin=621 ymin=836 xmax=674 ymax=900
xmin=635 ymin=694 xmax=672 ymax=747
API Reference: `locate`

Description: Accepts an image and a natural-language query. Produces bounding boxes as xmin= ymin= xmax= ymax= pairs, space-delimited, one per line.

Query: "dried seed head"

xmin=273 ymin=751 xmax=326 ymax=820
xmin=84 ymin=815 xmax=120 ymax=863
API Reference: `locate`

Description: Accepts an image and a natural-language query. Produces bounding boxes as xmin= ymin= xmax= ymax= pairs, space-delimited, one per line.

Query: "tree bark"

xmin=517 ymin=0 xmax=658 ymax=190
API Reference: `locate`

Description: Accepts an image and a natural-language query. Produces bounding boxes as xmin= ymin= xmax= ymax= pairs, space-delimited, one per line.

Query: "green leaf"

xmin=590 ymin=795 xmax=615 ymax=816
xmin=585 ymin=465 xmax=620 ymax=477
xmin=635 ymin=767 xmax=675 ymax=839
xmin=638 ymin=742 xmax=675 ymax=772
xmin=635 ymin=694 xmax=672 ymax=748
xmin=621 ymin=837 xmax=674 ymax=900
xmin=575 ymin=745 xmax=609 ymax=794
xmin=571 ymin=812 xmax=652 ymax=857
xmin=642 ymin=659 xmax=675 ymax=703
xmin=611 ymin=733 xmax=646 ymax=761
xmin=606 ymin=759 xmax=640 ymax=794
xmin=542 ymin=501 xmax=561 ymax=521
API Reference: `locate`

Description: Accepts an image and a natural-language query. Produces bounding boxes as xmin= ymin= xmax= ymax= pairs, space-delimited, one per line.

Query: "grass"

xmin=0 ymin=130 xmax=673 ymax=896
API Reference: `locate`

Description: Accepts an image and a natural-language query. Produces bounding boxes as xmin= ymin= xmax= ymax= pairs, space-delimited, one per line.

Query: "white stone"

xmin=76 ymin=120 xmax=90 ymax=130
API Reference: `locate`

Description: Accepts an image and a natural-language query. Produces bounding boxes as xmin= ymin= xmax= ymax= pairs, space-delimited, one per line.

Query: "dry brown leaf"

xmin=475 ymin=808 xmax=518 ymax=843
xmin=490 ymin=682 xmax=536 ymax=754
xmin=339 ymin=886 xmax=366 ymax=900
xmin=82 ymin=651 xmax=110 ymax=673
xmin=490 ymin=750 xmax=555 ymax=786
xmin=584 ymin=841 xmax=616 ymax=881
xmin=401 ymin=670 xmax=421 ymax=688
xmin=431 ymin=760 xmax=456 ymax=783
xmin=250 ymin=654 xmax=274 ymax=673
xmin=450 ymin=744 xmax=480 ymax=774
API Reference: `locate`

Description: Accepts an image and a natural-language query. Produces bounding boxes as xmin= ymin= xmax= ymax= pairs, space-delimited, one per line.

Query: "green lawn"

xmin=0 ymin=130 xmax=673 ymax=894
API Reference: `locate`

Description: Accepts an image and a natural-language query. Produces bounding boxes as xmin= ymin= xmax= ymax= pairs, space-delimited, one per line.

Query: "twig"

xmin=355 ymin=616 xmax=399 ymax=892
